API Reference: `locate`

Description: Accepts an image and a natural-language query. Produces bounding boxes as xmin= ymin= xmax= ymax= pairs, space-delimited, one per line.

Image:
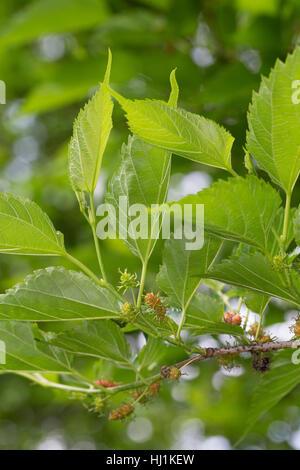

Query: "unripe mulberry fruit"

xmin=121 ymin=302 xmax=136 ymax=322
xmin=258 ymin=335 xmax=271 ymax=343
xmin=133 ymin=390 xmax=148 ymax=403
xmin=169 ymin=367 xmax=181 ymax=380
xmin=109 ymin=403 xmax=134 ymax=421
xmin=144 ymin=293 xmax=167 ymax=321
xmin=149 ymin=381 xmax=161 ymax=397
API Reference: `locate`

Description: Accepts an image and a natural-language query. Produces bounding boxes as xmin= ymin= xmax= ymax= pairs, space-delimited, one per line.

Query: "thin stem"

xmin=244 ymin=308 xmax=250 ymax=331
xmin=228 ymin=167 xmax=239 ymax=178
xmin=137 ymin=258 xmax=148 ymax=308
xmin=176 ymin=307 xmax=186 ymax=341
xmin=17 ymin=372 xmax=101 ymax=394
xmin=65 ymin=252 xmax=106 ymax=287
xmin=281 ymin=191 xmax=291 ymax=253
xmin=89 ymin=193 xmax=107 ymax=283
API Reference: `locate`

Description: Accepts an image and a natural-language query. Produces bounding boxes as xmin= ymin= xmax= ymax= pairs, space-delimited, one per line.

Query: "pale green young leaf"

xmin=177 ymin=176 xmax=282 ymax=254
xmin=48 ymin=320 xmax=132 ymax=368
xmin=69 ymin=50 xmax=113 ymax=194
xmin=0 ymin=321 xmax=73 ymax=372
xmin=0 ymin=192 xmax=65 ymax=256
xmin=105 ymin=70 xmax=179 ymax=261
xmin=157 ymin=236 xmax=222 ymax=310
xmin=110 ymin=89 xmax=234 ymax=173
xmin=206 ymin=252 xmax=300 ymax=305
xmin=0 ymin=267 xmax=121 ymax=321
xmin=247 ymin=46 xmax=300 ymax=194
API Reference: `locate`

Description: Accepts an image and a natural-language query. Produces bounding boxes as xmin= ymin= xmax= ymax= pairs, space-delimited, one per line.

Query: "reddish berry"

xmin=109 ymin=403 xmax=134 ymax=421
xmin=223 ymin=312 xmax=242 ymax=325
xmin=144 ymin=293 xmax=167 ymax=321
xmin=169 ymin=367 xmax=181 ymax=380
xmin=232 ymin=315 xmax=242 ymax=326
xmin=149 ymin=381 xmax=161 ymax=397
xmin=95 ymin=380 xmax=119 ymax=388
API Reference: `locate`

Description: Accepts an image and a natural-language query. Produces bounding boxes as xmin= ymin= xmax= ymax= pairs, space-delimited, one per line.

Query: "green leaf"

xmin=48 ymin=320 xmax=131 ymax=368
xmin=69 ymin=50 xmax=113 ymax=194
xmin=206 ymin=252 xmax=300 ymax=305
xmin=137 ymin=337 xmax=186 ymax=377
xmin=184 ymin=293 xmax=244 ymax=337
xmin=0 ymin=192 xmax=65 ymax=256
xmin=157 ymin=236 xmax=222 ymax=310
xmin=0 ymin=322 xmax=72 ymax=372
xmin=105 ymin=135 xmax=171 ymax=260
xmin=110 ymin=89 xmax=234 ymax=173
xmin=0 ymin=267 xmax=121 ymax=321
xmin=105 ymin=70 xmax=178 ymax=261
xmin=247 ymin=46 xmax=300 ymax=194
xmin=239 ymin=350 xmax=300 ymax=444
xmin=0 ymin=0 xmax=109 ymax=48
xmin=177 ymin=176 xmax=282 ymax=253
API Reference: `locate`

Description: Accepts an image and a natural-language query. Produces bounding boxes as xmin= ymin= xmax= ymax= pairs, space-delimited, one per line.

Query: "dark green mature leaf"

xmin=247 ymin=46 xmax=300 ymax=194
xmin=206 ymin=252 xmax=300 ymax=305
xmin=0 ymin=267 xmax=121 ymax=321
xmin=48 ymin=320 xmax=132 ymax=367
xmin=239 ymin=349 xmax=300 ymax=443
xmin=177 ymin=176 xmax=282 ymax=253
xmin=69 ymin=50 xmax=113 ymax=194
xmin=0 ymin=322 xmax=72 ymax=372
xmin=0 ymin=192 xmax=65 ymax=256
xmin=0 ymin=0 xmax=109 ymax=48
xmin=110 ymin=89 xmax=234 ymax=173
xmin=157 ymin=236 xmax=222 ymax=311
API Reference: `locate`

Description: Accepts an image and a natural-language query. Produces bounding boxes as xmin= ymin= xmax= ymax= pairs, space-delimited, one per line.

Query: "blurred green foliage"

xmin=0 ymin=0 xmax=300 ymax=450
